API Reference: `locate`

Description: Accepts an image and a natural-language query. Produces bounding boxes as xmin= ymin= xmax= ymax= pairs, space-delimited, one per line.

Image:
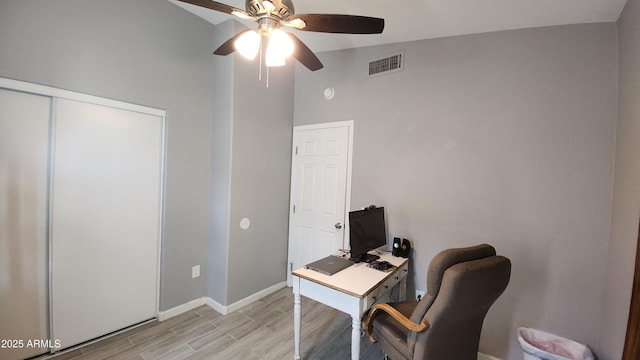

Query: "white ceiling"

xmin=168 ymin=0 xmax=628 ymax=53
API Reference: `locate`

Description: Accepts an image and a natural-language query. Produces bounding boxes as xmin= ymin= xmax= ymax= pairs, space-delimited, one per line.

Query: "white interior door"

xmin=0 ymin=89 xmax=50 ymax=360
xmin=287 ymin=121 xmax=353 ymax=284
xmin=51 ymin=98 xmax=163 ymax=349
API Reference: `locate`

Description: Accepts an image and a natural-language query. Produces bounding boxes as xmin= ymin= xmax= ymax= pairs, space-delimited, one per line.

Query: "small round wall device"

xmin=240 ymin=217 xmax=251 ymax=230
xmin=323 ymin=87 xmax=335 ymax=100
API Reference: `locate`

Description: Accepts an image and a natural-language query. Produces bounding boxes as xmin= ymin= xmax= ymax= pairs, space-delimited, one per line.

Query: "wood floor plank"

xmin=260 ymin=288 xmax=291 ymax=303
xmin=139 ymin=323 xmax=215 ymax=359
xmin=261 ymin=293 xmax=293 ymax=313
xmin=237 ymin=299 xmax=268 ymax=315
xmin=255 ymin=317 xmax=296 ymax=360
xmin=75 ymin=338 xmax=134 ymax=360
xmin=170 ymin=312 xmax=219 ymax=336
xmin=210 ymin=311 xmax=250 ymax=329
xmin=100 ymin=332 xmax=176 ymax=360
xmin=206 ymin=330 xmax=263 ymax=360
xmin=150 ymin=345 xmax=195 ymax=360
xmin=79 ymin=335 xmax=133 ymax=356
xmin=247 ymin=307 xmax=286 ymax=324
xmin=183 ymin=335 xmax=237 ymax=360
xmin=264 ymin=308 xmax=293 ymax=331
xmin=193 ymin=305 xmax=217 ymax=317
xmin=129 ymin=312 xmax=199 ymax=345
xmin=186 ymin=326 xmax=231 ymax=352
xmin=226 ymin=319 xmax=259 ymax=341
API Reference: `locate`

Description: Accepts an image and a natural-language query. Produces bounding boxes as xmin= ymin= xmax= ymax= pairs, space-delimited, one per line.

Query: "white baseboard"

xmin=205 ymin=296 xmax=228 ymax=315
xmin=157 ymin=297 xmax=206 ymax=321
xmin=159 ymin=281 xmax=288 ymax=320
xmin=226 ymin=281 xmax=287 ymax=313
xmin=478 ymin=352 xmax=501 ymax=360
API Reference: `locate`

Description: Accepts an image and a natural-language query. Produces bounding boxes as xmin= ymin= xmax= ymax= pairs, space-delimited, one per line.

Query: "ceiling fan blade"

xmin=289 ymin=14 xmax=384 ymax=34
xmin=177 ymin=0 xmax=248 ymax=17
xmin=289 ymin=33 xmax=323 ymax=71
xmin=213 ymin=29 xmax=251 ymax=55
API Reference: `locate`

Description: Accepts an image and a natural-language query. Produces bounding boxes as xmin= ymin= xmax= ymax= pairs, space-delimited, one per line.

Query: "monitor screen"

xmin=349 ymin=206 xmax=386 ymax=263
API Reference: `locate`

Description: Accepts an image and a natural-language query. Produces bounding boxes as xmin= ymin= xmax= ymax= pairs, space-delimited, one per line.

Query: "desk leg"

xmin=400 ymin=276 xmax=407 ymax=301
xmin=293 ymin=287 xmax=301 ymax=360
xmin=351 ymin=316 xmax=361 ymax=360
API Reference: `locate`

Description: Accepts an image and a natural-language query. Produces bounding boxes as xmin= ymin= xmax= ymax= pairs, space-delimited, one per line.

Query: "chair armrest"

xmin=364 ymin=303 xmax=430 ymax=343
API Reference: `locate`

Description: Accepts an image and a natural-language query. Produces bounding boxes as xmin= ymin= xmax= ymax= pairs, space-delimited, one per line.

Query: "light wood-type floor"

xmin=42 ymin=287 xmax=385 ymax=360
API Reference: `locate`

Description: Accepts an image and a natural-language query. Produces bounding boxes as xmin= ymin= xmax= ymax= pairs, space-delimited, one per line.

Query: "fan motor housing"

xmin=246 ymin=0 xmax=294 ymax=19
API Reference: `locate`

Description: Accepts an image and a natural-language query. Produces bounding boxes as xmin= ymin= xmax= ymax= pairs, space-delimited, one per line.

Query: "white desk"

xmin=291 ymin=252 xmax=409 ymax=360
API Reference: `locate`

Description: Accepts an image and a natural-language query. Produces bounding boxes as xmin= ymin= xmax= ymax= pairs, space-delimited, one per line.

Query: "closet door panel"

xmin=0 ymin=89 xmax=50 ymax=360
xmin=51 ymin=98 xmax=162 ymax=349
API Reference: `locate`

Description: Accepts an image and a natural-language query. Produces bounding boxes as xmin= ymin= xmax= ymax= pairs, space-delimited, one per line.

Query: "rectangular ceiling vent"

xmin=368 ymin=52 xmax=404 ymax=77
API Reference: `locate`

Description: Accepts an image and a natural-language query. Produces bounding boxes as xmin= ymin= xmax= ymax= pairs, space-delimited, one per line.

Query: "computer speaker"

xmin=401 ymin=238 xmax=411 ymax=258
xmin=392 ymin=237 xmax=402 ymax=257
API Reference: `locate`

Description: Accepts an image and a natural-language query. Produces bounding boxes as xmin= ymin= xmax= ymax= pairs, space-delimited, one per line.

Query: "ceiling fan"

xmin=177 ymin=0 xmax=385 ymax=71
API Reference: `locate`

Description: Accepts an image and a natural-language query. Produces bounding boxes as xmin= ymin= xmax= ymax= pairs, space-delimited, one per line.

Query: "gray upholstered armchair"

xmin=364 ymin=244 xmax=511 ymax=359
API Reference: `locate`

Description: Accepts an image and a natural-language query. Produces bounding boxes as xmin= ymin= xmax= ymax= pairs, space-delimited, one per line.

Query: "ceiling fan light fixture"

xmin=265 ymin=48 xmax=285 ymax=67
xmin=177 ymin=0 xmax=385 ymax=72
xmin=265 ymin=29 xmax=294 ymax=67
xmin=234 ymin=30 xmax=261 ymax=60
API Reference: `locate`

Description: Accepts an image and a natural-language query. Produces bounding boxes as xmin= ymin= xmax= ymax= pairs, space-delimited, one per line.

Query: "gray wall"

xmin=0 ymin=0 xmax=214 ymax=311
xmin=226 ymin=35 xmax=294 ymax=305
xmin=294 ymin=23 xmax=618 ymax=359
xmin=208 ymin=20 xmax=236 ymax=305
xmin=599 ymin=0 xmax=640 ymax=358
xmin=208 ymin=20 xmax=294 ymax=305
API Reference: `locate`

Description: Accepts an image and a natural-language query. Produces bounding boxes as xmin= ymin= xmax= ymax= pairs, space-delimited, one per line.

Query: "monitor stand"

xmin=350 ymin=252 xmax=380 ymax=263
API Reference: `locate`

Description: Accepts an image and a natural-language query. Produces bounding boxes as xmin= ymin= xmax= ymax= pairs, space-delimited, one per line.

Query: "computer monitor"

xmin=349 ymin=206 xmax=386 ymax=263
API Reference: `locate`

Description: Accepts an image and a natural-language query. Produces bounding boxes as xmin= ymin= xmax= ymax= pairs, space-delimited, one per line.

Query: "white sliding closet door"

xmin=51 ymin=98 xmax=163 ymax=349
xmin=0 ymin=89 xmax=50 ymax=360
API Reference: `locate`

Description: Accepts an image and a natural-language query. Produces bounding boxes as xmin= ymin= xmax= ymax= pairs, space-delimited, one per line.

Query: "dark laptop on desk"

xmin=305 ymin=255 xmax=354 ymax=275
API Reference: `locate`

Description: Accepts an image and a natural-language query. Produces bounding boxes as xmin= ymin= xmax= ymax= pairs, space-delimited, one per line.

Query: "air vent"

xmin=368 ymin=52 xmax=404 ymax=77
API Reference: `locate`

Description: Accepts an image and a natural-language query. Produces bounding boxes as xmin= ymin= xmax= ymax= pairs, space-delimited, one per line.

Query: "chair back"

xmin=412 ymin=254 xmax=511 ymax=359
xmin=407 ymin=244 xmax=497 ymax=349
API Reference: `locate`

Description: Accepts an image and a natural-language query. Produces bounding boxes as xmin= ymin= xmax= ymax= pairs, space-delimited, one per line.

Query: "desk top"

xmin=291 ymin=252 xmax=408 ymax=298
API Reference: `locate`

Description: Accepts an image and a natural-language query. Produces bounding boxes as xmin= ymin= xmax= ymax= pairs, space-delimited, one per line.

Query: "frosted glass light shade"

xmin=265 ymin=29 xmax=294 ymax=67
xmin=265 ymin=47 xmax=285 ymax=67
xmin=234 ymin=30 xmax=260 ymax=60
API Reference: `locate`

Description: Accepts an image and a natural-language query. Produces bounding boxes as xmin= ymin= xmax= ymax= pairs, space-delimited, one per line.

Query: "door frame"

xmin=286 ymin=120 xmax=354 ymax=286
xmin=623 ymin=218 xmax=640 ymax=359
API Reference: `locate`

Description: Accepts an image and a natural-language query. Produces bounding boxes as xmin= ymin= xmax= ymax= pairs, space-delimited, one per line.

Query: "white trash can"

xmin=517 ymin=327 xmax=594 ymax=360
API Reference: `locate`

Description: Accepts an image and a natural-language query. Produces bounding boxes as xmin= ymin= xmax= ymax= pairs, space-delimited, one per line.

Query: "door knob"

xmin=335 ymin=222 xmax=343 ymax=229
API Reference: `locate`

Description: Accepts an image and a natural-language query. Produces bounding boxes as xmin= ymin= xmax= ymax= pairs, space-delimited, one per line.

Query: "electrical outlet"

xmin=192 ymin=265 xmax=200 ymax=279
xmin=416 ymin=290 xmax=425 ymax=301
